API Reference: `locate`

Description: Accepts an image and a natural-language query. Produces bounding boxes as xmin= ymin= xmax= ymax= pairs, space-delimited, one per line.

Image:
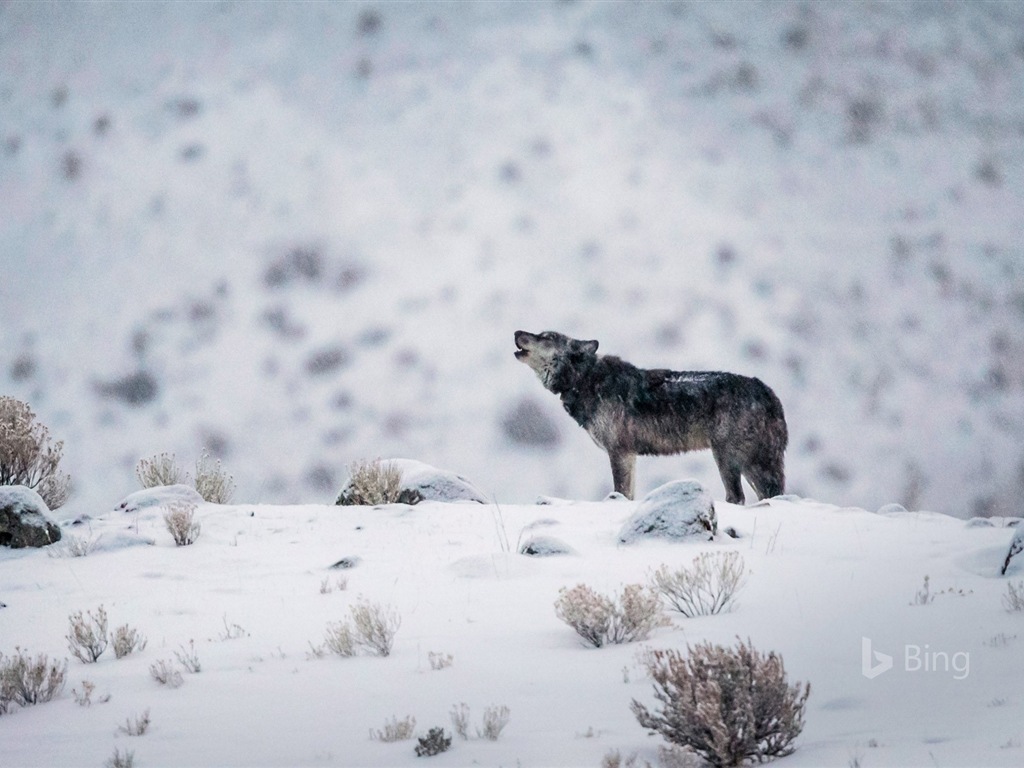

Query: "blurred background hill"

xmin=1 ymin=0 xmax=1022 ymax=517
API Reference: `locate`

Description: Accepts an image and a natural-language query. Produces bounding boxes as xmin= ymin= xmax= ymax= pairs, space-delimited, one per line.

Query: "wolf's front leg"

xmin=608 ymin=451 xmax=636 ymax=500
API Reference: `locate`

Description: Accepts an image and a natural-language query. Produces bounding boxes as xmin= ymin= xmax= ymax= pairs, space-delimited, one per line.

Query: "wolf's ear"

xmin=579 ymin=339 xmax=599 ymax=355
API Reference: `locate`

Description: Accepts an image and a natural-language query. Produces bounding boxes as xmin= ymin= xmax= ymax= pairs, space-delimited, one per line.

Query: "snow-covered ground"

xmin=2 ymin=487 xmax=1023 ymax=767
xmin=1 ymin=1 xmax=1023 ymax=520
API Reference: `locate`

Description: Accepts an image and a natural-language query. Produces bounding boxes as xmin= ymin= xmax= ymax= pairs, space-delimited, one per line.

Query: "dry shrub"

xmin=149 ymin=660 xmax=183 ymax=688
xmin=477 ymin=704 xmax=511 ymax=740
xmin=323 ymin=621 xmax=356 ymax=657
xmin=0 ymin=648 xmax=67 ymax=713
xmin=190 ymin=450 xmax=235 ymax=503
xmin=111 ymin=624 xmax=148 ymax=659
xmin=135 ymin=452 xmax=183 ymax=488
xmin=428 ymin=651 xmax=453 ymax=670
xmin=106 ymin=748 xmax=135 ymax=768
xmin=370 ymin=714 xmax=417 ymax=742
xmin=337 ymin=459 xmax=403 ymax=505
xmin=0 ymin=396 xmax=70 ymax=509
xmin=351 ymin=600 xmax=401 ymax=656
xmin=1004 ymin=581 xmax=1024 ymax=612
xmin=450 ymin=702 xmax=470 ymax=739
xmin=67 ymin=606 xmax=109 ymax=663
xmin=164 ymin=501 xmax=200 ymax=546
xmin=174 ymin=641 xmax=201 ymax=673
xmin=48 ymin=532 xmax=97 ymax=558
xmin=631 ymin=639 xmax=810 ymax=767
xmin=651 ymin=552 xmax=747 ymax=617
xmin=118 ymin=708 xmax=151 ymax=736
xmin=554 ymin=583 xmax=667 ymax=648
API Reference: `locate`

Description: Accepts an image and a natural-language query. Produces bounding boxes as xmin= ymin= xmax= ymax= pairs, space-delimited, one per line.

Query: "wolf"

xmin=513 ymin=330 xmax=787 ymax=504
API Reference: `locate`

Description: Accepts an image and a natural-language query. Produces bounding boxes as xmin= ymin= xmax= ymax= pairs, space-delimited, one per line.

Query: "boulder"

xmin=336 ymin=459 xmax=487 ymax=505
xmin=115 ymin=484 xmax=204 ymax=515
xmin=519 ymin=535 xmax=574 ymax=557
xmin=618 ymin=480 xmax=717 ymax=544
xmin=0 ymin=485 xmax=62 ymax=548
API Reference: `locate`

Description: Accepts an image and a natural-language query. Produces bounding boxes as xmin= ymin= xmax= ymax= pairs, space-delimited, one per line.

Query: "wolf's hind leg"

xmin=712 ymin=447 xmax=745 ymax=505
xmin=608 ymin=451 xmax=636 ymax=500
xmin=745 ymin=462 xmax=784 ymax=501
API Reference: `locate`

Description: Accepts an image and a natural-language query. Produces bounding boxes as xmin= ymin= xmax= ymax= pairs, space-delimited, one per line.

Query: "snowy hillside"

xmin=1 ymin=1 xmax=1023 ymax=518
xmin=1 ymin=489 xmax=1023 ymax=767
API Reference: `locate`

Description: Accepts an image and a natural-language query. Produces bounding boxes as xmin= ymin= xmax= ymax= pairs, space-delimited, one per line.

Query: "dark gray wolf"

xmin=513 ymin=330 xmax=787 ymax=504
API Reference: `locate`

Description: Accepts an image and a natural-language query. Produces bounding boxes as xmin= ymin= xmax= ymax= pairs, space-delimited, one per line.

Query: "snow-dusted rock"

xmin=0 ymin=485 xmax=62 ymax=548
xmin=878 ymin=503 xmax=909 ymax=515
xmin=519 ymin=535 xmax=574 ymax=557
xmin=618 ymin=480 xmax=717 ymax=544
xmin=336 ymin=459 xmax=487 ymax=505
xmin=116 ymin=485 xmax=204 ymax=514
xmin=1002 ymin=526 xmax=1024 ymax=575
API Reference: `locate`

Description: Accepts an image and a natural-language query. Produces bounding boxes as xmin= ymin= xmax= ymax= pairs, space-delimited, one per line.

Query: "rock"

xmin=1002 ymin=526 xmax=1024 ymax=576
xmin=0 ymin=485 xmax=62 ymax=548
xmin=335 ymin=459 xmax=487 ymax=505
xmin=604 ymin=491 xmax=629 ymax=502
xmin=329 ymin=556 xmax=362 ymax=570
xmin=878 ymin=503 xmax=909 ymax=515
xmin=618 ymin=480 xmax=717 ymax=544
xmin=519 ymin=535 xmax=574 ymax=557
xmin=115 ymin=484 xmax=204 ymax=514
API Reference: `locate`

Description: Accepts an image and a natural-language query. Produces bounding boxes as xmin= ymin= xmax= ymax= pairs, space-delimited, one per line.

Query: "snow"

xmin=2 ymin=494 xmax=1024 ymax=766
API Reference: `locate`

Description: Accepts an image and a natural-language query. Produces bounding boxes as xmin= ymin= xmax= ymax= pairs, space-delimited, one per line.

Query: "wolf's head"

xmin=514 ymin=330 xmax=599 ymax=391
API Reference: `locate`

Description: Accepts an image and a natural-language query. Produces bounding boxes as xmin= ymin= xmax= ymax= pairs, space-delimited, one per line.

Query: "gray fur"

xmin=513 ymin=330 xmax=788 ymax=504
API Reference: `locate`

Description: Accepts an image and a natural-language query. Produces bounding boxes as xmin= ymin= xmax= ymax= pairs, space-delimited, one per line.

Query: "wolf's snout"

xmin=514 ymin=330 xmax=531 ymax=358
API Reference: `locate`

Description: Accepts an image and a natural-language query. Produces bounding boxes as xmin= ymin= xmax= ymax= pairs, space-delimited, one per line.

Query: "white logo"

xmin=861 ymin=636 xmax=893 ymax=679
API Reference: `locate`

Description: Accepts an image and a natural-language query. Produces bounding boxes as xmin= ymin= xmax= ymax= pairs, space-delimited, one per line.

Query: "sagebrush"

xmin=149 ymin=660 xmax=183 ymax=688
xmin=135 ymin=452 xmax=182 ymax=488
xmin=1003 ymin=580 xmax=1024 ymax=612
xmin=191 ymin=450 xmax=235 ymax=503
xmin=554 ymin=583 xmax=667 ymax=648
xmin=631 ymin=638 xmax=810 ymax=767
xmin=0 ymin=648 xmax=67 ymax=713
xmin=370 ymin=714 xmax=417 ymax=742
xmin=325 ymin=600 xmax=401 ymax=658
xmin=0 ymin=395 xmax=70 ymax=509
xmin=112 ymin=624 xmax=148 ymax=659
xmin=164 ymin=501 xmax=201 ymax=546
xmin=651 ymin=551 xmax=747 ymax=617
xmin=67 ymin=606 xmax=110 ymax=663
xmin=336 ymin=459 xmax=403 ymax=505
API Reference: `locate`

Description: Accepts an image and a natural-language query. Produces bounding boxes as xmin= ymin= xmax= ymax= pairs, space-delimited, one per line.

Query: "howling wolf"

xmin=513 ymin=330 xmax=787 ymax=504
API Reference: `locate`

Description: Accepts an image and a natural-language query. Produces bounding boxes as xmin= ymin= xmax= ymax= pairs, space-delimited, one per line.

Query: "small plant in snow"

xmin=415 ymin=726 xmax=452 ymax=757
xmin=428 ymin=651 xmax=453 ymax=670
xmin=163 ymin=501 xmax=200 ymax=546
xmin=320 ymin=576 xmax=349 ymax=594
xmin=111 ymin=624 xmax=148 ymax=659
xmin=651 ymin=551 xmax=747 ymax=617
xmin=337 ymin=458 xmax=403 ymax=505
xmin=450 ymin=702 xmax=470 ymax=739
xmin=135 ymin=452 xmax=183 ymax=488
xmin=323 ymin=621 xmax=357 ymax=657
xmin=477 ymin=704 xmax=511 ymax=740
xmin=118 ymin=708 xmax=151 ymax=736
xmin=149 ymin=659 xmax=183 ymax=688
xmin=554 ymin=583 xmax=667 ymax=648
xmin=632 ymin=638 xmax=810 ymax=768
xmin=601 ymin=750 xmax=646 ymax=768
xmin=189 ymin=450 xmax=235 ymax=504
xmin=370 ymin=714 xmax=417 ymax=742
xmin=72 ymin=679 xmax=110 ymax=707
xmin=0 ymin=648 xmax=67 ymax=713
xmin=219 ymin=615 xmax=248 ymax=640
xmin=1003 ymin=580 xmax=1024 ymax=612
xmin=67 ymin=605 xmax=110 ymax=663
xmin=105 ymin=748 xmax=135 ymax=768
xmin=350 ymin=600 xmax=401 ymax=656
xmin=174 ymin=640 xmax=201 ymax=673
xmin=48 ymin=532 xmax=98 ymax=558
xmin=910 ymin=575 xmax=935 ymax=606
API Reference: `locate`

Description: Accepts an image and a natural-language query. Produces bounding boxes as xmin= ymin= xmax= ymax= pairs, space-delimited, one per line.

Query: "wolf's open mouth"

xmin=514 ymin=334 xmax=528 ymax=359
